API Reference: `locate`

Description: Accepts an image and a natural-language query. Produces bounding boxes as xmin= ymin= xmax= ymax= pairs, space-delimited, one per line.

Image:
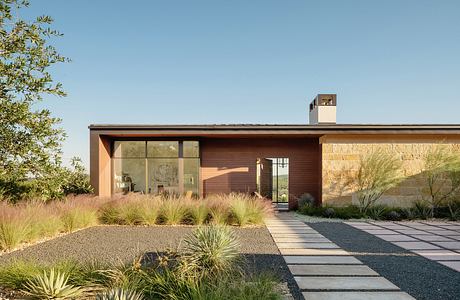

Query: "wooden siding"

xmin=200 ymin=138 xmax=320 ymax=209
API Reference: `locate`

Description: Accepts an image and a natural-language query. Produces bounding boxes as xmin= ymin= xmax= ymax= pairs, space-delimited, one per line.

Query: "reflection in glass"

xmin=184 ymin=158 xmax=200 ymax=196
xmin=148 ymin=159 xmax=179 ymax=194
xmin=183 ymin=141 xmax=199 ymax=157
xmin=147 ymin=141 xmax=178 ymax=158
xmin=113 ymin=159 xmax=146 ymax=193
xmin=113 ymin=141 xmax=145 ymax=158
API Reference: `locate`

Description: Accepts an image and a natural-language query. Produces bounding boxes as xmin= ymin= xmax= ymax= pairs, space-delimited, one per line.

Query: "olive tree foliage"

xmin=421 ymin=145 xmax=460 ymax=218
xmin=354 ymin=148 xmax=404 ymax=213
xmin=0 ymin=0 xmax=75 ymax=201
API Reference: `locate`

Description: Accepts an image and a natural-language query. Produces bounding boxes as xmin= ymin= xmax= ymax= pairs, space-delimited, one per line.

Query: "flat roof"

xmin=88 ymin=124 xmax=460 ymax=137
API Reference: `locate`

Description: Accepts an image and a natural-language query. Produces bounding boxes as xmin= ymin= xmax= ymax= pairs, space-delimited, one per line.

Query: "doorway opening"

xmin=256 ymin=158 xmax=289 ymax=204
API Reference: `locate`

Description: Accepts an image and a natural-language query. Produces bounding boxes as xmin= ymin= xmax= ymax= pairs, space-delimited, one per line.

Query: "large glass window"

xmin=183 ymin=141 xmax=199 ymax=158
xmin=184 ymin=158 xmax=200 ymax=196
xmin=148 ymin=158 xmax=179 ymax=194
xmin=113 ymin=141 xmax=145 ymax=158
xmin=147 ymin=141 xmax=179 ymax=158
xmin=113 ymin=159 xmax=146 ymax=193
xmin=112 ymin=140 xmax=199 ymax=196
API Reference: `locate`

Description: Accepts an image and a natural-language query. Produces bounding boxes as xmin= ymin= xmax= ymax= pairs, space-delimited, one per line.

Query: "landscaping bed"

xmin=0 ymin=225 xmax=301 ymax=300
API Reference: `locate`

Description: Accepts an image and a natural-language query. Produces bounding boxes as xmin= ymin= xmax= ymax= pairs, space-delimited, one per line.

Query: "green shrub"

xmin=413 ymin=200 xmax=432 ymax=219
xmin=323 ymin=207 xmax=335 ymax=218
xmin=421 ymin=145 xmax=460 ymax=217
xmin=181 ymin=226 xmax=240 ymax=278
xmin=297 ymin=193 xmax=315 ymax=209
xmin=366 ymin=205 xmax=387 ymax=220
xmin=299 ymin=204 xmax=364 ymax=220
xmin=385 ymin=210 xmax=402 ymax=221
xmin=354 ymin=148 xmax=404 ymax=213
xmin=62 ymin=157 xmax=94 ymax=196
xmin=22 ymin=268 xmax=83 ymax=299
xmin=446 ymin=199 xmax=460 ymax=220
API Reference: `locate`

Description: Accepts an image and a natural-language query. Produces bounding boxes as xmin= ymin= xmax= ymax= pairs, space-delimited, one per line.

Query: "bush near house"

xmin=299 ymin=145 xmax=460 ymax=221
xmin=298 ymin=199 xmax=460 ymax=221
xmin=0 ymin=226 xmax=282 ymax=300
xmin=0 ymin=193 xmax=272 ymax=252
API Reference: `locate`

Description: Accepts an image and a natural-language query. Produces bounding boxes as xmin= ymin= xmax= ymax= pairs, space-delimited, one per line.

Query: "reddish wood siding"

xmin=200 ymin=138 xmax=320 ymax=209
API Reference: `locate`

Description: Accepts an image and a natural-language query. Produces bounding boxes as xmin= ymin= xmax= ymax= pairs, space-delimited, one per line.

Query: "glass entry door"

xmin=257 ymin=158 xmax=289 ymax=203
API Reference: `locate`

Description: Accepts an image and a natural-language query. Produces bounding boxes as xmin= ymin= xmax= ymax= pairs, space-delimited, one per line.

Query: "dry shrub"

xmin=0 ymin=203 xmax=31 ymax=251
xmin=99 ymin=194 xmax=162 ymax=225
xmin=206 ymin=195 xmax=231 ymax=225
xmin=58 ymin=195 xmax=100 ymax=233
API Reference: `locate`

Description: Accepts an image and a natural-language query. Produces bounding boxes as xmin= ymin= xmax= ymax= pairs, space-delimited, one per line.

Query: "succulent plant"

xmin=22 ymin=268 xmax=82 ymax=299
xmin=96 ymin=288 xmax=144 ymax=300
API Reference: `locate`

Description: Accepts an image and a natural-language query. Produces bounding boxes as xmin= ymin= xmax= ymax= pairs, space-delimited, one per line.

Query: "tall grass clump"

xmin=0 ymin=203 xmax=31 ymax=251
xmin=58 ymin=196 xmax=99 ymax=233
xmin=99 ymin=195 xmax=163 ymax=225
xmin=160 ymin=195 xmax=188 ymax=225
xmin=187 ymin=200 xmax=209 ymax=225
xmin=25 ymin=202 xmax=63 ymax=242
xmin=181 ymin=225 xmax=240 ymax=278
xmin=207 ymin=196 xmax=231 ymax=225
xmin=229 ymin=193 xmax=271 ymax=226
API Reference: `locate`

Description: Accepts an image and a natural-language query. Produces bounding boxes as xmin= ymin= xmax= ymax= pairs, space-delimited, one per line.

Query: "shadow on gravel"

xmin=309 ymin=222 xmax=460 ymax=300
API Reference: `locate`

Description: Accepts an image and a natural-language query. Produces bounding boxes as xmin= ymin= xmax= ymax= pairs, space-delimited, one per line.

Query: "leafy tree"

xmin=0 ymin=0 xmax=69 ymax=200
xmin=422 ymin=145 xmax=460 ymax=218
xmin=62 ymin=157 xmax=94 ymax=195
xmin=354 ymin=148 xmax=404 ymax=214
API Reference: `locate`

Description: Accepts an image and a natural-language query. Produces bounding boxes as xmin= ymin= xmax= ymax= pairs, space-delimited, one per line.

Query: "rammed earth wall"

xmin=320 ymin=135 xmax=460 ymax=207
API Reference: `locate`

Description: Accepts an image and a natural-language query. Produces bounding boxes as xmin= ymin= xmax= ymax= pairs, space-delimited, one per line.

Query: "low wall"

xmin=321 ymin=135 xmax=460 ymax=207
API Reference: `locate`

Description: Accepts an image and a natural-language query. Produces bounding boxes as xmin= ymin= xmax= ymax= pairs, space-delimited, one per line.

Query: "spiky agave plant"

xmin=22 ymin=269 xmax=83 ymax=299
xmin=181 ymin=225 xmax=240 ymax=278
xmin=96 ymin=288 xmax=144 ymax=300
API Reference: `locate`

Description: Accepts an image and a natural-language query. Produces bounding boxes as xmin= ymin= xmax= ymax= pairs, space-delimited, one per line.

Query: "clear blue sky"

xmin=25 ymin=0 xmax=460 ymax=168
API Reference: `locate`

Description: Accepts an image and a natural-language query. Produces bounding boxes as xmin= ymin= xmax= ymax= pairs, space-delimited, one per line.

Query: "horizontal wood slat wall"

xmin=200 ymin=138 xmax=320 ymax=209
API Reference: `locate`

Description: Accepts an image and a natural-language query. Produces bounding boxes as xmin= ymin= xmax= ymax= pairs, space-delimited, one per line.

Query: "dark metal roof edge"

xmin=88 ymin=124 xmax=460 ymax=131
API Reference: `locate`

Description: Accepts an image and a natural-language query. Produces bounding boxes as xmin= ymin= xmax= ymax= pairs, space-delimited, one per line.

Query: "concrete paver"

xmin=266 ymin=215 xmax=415 ymax=299
xmin=288 ymin=264 xmax=378 ymax=276
xmin=302 ymin=291 xmax=415 ymax=300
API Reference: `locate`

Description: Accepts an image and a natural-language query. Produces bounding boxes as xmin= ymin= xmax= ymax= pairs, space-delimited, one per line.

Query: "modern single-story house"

xmin=89 ymin=94 xmax=460 ymax=210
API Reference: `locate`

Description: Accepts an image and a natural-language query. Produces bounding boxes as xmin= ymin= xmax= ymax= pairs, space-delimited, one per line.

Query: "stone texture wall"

xmin=321 ymin=139 xmax=460 ymax=207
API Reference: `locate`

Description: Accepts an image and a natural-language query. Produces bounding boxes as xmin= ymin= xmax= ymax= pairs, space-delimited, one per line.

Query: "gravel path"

xmin=309 ymin=222 xmax=460 ymax=300
xmin=0 ymin=225 xmax=302 ymax=299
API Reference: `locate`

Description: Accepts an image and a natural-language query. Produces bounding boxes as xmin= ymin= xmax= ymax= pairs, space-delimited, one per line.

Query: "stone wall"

xmin=321 ymin=136 xmax=460 ymax=207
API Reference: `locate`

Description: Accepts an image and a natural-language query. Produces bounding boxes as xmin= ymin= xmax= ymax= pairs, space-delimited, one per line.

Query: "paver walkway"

xmin=346 ymin=220 xmax=460 ymax=272
xmin=265 ymin=214 xmax=415 ymax=300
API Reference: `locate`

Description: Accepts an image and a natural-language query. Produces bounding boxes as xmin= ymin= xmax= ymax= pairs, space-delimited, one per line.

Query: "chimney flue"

xmin=309 ymin=94 xmax=337 ymax=125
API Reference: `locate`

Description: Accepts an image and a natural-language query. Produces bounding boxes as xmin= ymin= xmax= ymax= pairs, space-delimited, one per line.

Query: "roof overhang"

xmin=88 ymin=124 xmax=460 ymax=137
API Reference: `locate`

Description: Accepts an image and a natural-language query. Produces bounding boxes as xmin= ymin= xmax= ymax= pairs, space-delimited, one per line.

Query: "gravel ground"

xmin=309 ymin=222 xmax=460 ymax=300
xmin=0 ymin=225 xmax=302 ymax=300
